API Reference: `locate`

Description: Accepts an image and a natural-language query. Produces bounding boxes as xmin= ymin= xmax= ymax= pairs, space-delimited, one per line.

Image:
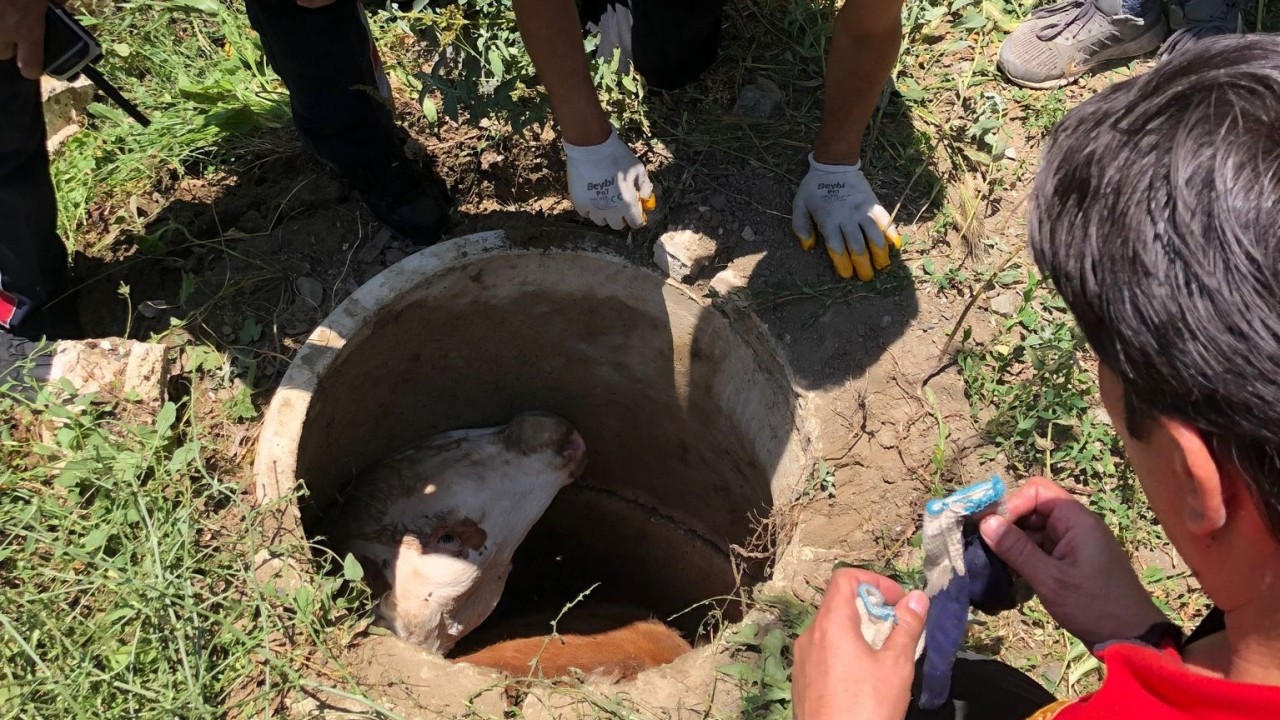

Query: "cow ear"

xmin=502 ymin=413 xmax=569 ymax=455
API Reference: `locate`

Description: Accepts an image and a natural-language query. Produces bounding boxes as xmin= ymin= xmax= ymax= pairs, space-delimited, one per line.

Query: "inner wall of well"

xmin=292 ymin=251 xmax=801 ymax=643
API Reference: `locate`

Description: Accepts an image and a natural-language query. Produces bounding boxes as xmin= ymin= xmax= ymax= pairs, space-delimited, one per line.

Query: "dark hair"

xmin=1028 ymin=34 xmax=1280 ymax=539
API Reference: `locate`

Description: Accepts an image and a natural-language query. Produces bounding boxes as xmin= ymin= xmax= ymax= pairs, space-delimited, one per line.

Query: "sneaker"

xmin=1161 ymin=0 xmax=1244 ymax=58
xmin=353 ymin=159 xmax=453 ymax=246
xmin=0 ymin=329 xmax=55 ymax=400
xmin=998 ymin=0 xmax=1167 ymax=89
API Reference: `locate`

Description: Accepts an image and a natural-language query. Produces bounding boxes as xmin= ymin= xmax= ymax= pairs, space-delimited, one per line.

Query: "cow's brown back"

xmin=454 ymin=618 xmax=691 ymax=680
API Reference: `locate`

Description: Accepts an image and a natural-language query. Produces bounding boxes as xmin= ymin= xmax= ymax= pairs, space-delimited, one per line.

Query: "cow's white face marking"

xmin=330 ymin=412 xmax=585 ymax=654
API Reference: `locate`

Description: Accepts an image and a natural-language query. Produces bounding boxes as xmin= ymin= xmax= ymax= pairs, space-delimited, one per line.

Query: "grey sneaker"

xmin=1161 ymin=0 xmax=1244 ymax=58
xmin=998 ymin=0 xmax=1167 ymax=89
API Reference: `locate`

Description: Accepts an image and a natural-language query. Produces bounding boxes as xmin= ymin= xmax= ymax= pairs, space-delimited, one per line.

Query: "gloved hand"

xmin=562 ymin=127 xmax=655 ymax=230
xmin=792 ymin=154 xmax=901 ymax=281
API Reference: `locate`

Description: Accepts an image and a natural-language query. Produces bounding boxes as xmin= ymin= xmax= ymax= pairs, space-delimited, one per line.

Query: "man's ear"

xmin=1163 ymin=417 xmax=1227 ymax=534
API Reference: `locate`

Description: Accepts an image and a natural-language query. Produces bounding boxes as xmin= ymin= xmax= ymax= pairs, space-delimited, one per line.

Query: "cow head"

xmin=330 ymin=412 xmax=585 ymax=654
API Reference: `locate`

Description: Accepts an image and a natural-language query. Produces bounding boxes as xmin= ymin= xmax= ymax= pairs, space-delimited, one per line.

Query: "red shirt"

xmin=1033 ymin=642 xmax=1280 ymax=719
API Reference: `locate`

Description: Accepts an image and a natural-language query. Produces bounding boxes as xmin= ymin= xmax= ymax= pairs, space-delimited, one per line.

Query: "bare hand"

xmin=0 ymin=0 xmax=48 ymax=79
xmin=793 ymin=569 xmax=929 ymax=720
xmin=979 ymin=477 xmax=1168 ymax=648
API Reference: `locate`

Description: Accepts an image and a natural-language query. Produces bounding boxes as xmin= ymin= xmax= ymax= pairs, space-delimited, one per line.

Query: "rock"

xmin=741 ymin=225 xmax=756 ymax=242
xmin=734 ymin=77 xmax=785 ymax=120
xmin=236 ymin=210 xmax=267 ymax=235
xmin=384 ymin=248 xmax=408 ymax=265
xmin=295 ymin=276 xmax=324 ymax=310
xmin=49 ymin=339 xmax=169 ymax=405
xmin=282 ymin=303 xmax=314 ymax=336
xmin=709 ymin=192 xmax=728 ymax=211
xmin=653 ymin=229 xmax=717 ymax=284
xmin=41 ymin=75 xmax=95 ymax=154
xmin=989 ymin=293 xmax=1019 ymax=317
xmin=709 ymin=268 xmax=748 ymax=296
xmin=357 ymin=226 xmax=394 ymax=263
xmin=880 ymin=315 xmax=893 ymax=329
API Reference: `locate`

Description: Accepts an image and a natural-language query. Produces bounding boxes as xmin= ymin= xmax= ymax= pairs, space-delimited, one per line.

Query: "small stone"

xmin=734 ymin=77 xmax=785 ymax=120
xmin=357 ymin=227 xmax=393 ymax=263
xmin=709 ymin=193 xmax=728 ymax=211
xmin=653 ymin=229 xmax=717 ymax=284
xmin=880 ymin=315 xmax=892 ymax=328
xmin=385 ymin=248 xmax=408 ymax=265
xmin=710 ymin=268 xmax=748 ymax=296
xmin=41 ymin=75 xmax=95 ymax=153
xmin=741 ymin=225 xmax=756 ymax=242
xmin=989 ymin=293 xmax=1019 ymax=317
xmin=283 ymin=306 xmax=313 ymax=336
xmin=295 ymin=276 xmax=324 ymax=310
xmin=219 ymin=324 xmax=233 ymax=338
xmin=1004 ymin=146 xmax=1018 ymax=161
xmin=876 ymin=425 xmax=899 ymax=450
xmin=236 ymin=210 xmax=267 ymax=235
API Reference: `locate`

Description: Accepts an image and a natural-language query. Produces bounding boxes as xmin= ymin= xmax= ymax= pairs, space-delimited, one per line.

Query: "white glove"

xmin=792 ymin=153 xmax=901 ymax=281
xmin=562 ymin=127 xmax=655 ymax=230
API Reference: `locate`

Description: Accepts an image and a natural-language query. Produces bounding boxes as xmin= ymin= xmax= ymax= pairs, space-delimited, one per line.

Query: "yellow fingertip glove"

xmin=798 ymin=232 xmax=817 ymax=252
xmin=869 ymin=242 xmax=892 ymax=271
xmin=886 ymin=226 xmax=903 ymax=250
xmin=826 ymin=248 xmax=855 ymax=280
xmin=851 ymin=251 xmax=875 ymax=282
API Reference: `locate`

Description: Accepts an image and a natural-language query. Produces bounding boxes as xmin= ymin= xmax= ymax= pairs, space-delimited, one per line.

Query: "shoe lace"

xmin=1161 ymin=0 xmax=1243 ymax=57
xmin=1031 ymin=0 xmax=1100 ymax=42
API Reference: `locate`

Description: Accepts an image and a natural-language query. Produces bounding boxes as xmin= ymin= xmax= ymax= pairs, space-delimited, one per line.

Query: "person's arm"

xmin=814 ymin=0 xmax=902 ymax=165
xmin=791 ymin=0 xmax=903 ymax=281
xmin=512 ymin=0 xmax=610 ymax=146
xmin=512 ymin=0 xmax=652 ymax=229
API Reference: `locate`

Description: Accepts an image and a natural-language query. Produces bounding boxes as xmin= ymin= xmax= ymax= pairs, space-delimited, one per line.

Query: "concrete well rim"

xmin=251 ymin=227 xmax=819 ymax=713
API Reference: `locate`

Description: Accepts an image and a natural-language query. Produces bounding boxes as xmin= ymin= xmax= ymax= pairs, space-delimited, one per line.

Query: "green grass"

xmin=0 ymin=377 xmax=377 ymax=718
xmin=52 ymin=0 xmax=289 ymax=247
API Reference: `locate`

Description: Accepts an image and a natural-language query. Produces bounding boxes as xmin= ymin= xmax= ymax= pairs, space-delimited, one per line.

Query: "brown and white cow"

xmin=326 ymin=412 xmax=586 ymax=655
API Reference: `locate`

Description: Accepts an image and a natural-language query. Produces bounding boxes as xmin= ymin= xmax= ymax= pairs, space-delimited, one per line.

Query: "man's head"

xmin=1029 ymin=34 xmax=1280 ymax=604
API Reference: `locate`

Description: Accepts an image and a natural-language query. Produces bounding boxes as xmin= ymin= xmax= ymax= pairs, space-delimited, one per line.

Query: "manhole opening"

xmin=270 ymin=240 xmax=807 ymax=679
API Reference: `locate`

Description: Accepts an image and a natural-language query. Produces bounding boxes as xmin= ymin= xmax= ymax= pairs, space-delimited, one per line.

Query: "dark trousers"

xmin=579 ymin=0 xmax=727 ymax=91
xmin=905 ymin=655 xmax=1058 ymax=720
xmin=0 ymin=0 xmax=406 ymax=337
xmin=0 ymin=61 xmax=63 ymax=336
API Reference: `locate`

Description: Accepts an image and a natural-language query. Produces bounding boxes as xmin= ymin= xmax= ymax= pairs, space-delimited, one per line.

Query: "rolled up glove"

xmin=562 ymin=127 xmax=655 ymax=230
xmin=791 ymin=154 xmax=901 ymax=281
xmin=919 ymin=476 xmax=1027 ymax=710
xmin=856 ymin=583 xmax=926 ymax=657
